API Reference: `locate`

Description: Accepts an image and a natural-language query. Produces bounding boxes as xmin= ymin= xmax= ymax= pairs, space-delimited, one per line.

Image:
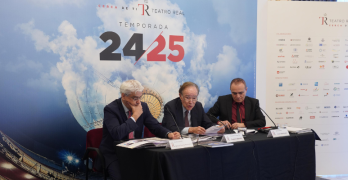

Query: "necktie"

xmin=236 ymin=103 xmax=241 ymax=123
xmin=128 ymin=110 xmax=134 ymax=139
xmin=185 ymin=110 xmax=189 ymax=127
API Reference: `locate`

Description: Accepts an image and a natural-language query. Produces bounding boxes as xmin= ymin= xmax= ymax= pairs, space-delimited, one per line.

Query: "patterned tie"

xmin=128 ymin=110 xmax=134 ymax=139
xmin=236 ymin=103 xmax=241 ymax=123
xmin=185 ymin=110 xmax=189 ymax=127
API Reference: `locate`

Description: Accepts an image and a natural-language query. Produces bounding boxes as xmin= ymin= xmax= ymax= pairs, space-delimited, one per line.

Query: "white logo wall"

xmin=267 ymin=1 xmax=348 ymax=175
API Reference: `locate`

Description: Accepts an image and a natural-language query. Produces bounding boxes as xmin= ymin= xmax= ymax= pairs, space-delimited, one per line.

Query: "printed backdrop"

xmin=0 ymin=0 xmax=256 ymax=173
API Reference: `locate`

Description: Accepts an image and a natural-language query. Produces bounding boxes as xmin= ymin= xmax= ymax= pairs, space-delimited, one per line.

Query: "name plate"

xmin=267 ymin=129 xmax=290 ymax=138
xmin=167 ymin=138 xmax=194 ymax=150
xmin=221 ymin=134 xmax=244 ymax=143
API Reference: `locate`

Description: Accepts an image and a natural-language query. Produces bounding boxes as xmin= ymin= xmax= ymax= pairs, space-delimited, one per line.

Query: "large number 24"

xmin=100 ymin=31 xmax=184 ymax=62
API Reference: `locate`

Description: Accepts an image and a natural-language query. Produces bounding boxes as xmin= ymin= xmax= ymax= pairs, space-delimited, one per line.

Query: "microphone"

xmin=165 ymin=107 xmax=183 ymax=139
xmin=207 ymin=113 xmax=233 ymax=134
xmin=258 ymin=107 xmax=278 ymax=133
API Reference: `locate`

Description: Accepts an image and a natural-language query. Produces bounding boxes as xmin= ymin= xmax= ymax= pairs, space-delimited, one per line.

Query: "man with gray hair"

xmin=100 ymin=80 xmax=181 ymax=179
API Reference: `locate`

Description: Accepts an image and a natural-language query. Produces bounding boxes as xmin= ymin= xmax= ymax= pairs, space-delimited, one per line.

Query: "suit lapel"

xmin=117 ymin=98 xmax=138 ymax=138
xmin=175 ymin=98 xmax=184 ymax=126
xmin=227 ymin=95 xmax=233 ymax=123
xmin=190 ymin=105 xmax=198 ymax=127
xmin=244 ymin=97 xmax=251 ymax=123
xmin=117 ymin=98 xmax=128 ymax=122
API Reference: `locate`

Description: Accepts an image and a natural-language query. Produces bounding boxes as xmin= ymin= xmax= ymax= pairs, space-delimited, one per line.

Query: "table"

xmin=114 ymin=132 xmax=316 ymax=180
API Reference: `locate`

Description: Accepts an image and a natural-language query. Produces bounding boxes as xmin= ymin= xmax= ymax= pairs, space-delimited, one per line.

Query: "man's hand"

xmin=129 ymin=103 xmax=143 ymax=121
xmin=231 ymin=123 xmax=246 ymax=129
xmin=168 ymin=132 xmax=181 ymax=139
xmin=188 ymin=126 xmax=206 ymax=135
xmin=217 ymin=126 xmax=225 ymax=134
xmin=218 ymin=120 xmax=232 ymax=129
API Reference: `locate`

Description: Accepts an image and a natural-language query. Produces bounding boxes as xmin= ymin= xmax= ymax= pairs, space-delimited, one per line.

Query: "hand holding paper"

xmin=204 ymin=125 xmax=224 ymax=135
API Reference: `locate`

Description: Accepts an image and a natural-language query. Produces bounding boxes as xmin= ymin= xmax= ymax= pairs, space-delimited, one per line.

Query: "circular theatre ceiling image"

xmin=69 ymin=82 xmax=164 ymax=132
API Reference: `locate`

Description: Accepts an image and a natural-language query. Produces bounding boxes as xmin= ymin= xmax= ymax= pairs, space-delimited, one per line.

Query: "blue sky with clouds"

xmin=0 ymin=0 xmax=256 ymax=164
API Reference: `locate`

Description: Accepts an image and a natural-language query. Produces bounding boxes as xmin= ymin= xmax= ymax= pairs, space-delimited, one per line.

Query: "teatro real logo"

xmin=319 ymin=13 xmax=348 ymax=27
xmin=98 ymin=2 xmax=184 ymax=17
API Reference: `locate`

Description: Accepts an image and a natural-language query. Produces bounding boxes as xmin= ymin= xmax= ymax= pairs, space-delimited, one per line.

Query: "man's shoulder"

xmin=140 ymin=101 xmax=149 ymax=109
xmin=164 ymin=97 xmax=180 ymax=107
xmin=105 ymin=98 xmax=120 ymax=109
xmin=245 ymin=96 xmax=259 ymax=103
xmin=217 ymin=94 xmax=232 ymax=102
xmin=194 ymin=100 xmax=203 ymax=108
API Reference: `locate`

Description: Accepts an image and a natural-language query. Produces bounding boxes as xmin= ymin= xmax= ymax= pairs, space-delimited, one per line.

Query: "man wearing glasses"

xmin=207 ymin=78 xmax=266 ymax=129
xmin=162 ymin=82 xmax=225 ymax=135
xmin=100 ymin=80 xmax=181 ymax=179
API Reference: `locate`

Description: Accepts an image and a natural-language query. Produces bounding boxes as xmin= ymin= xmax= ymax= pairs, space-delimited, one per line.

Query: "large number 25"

xmin=147 ymin=35 xmax=184 ymax=62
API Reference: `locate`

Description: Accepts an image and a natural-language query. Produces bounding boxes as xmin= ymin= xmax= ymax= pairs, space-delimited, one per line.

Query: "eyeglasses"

xmin=130 ymin=96 xmax=142 ymax=101
xmin=182 ymin=95 xmax=198 ymax=102
xmin=231 ymin=91 xmax=245 ymax=96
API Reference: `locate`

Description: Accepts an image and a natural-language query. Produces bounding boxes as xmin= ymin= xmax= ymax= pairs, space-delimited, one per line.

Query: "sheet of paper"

xmin=204 ymin=125 xmax=224 ymax=135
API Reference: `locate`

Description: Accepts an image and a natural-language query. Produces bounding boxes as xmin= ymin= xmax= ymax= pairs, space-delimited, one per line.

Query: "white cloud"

xmin=211 ymin=45 xmax=253 ymax=90
xmin=16 ymin=20 xmax=50 ymax=52
xmin=29 ymin=0 xmax=85 ymax=7
xmin=212 ymin=0 xmax=256 ymax=44
xmin=18 ymin=0 xmax=250 ymax=130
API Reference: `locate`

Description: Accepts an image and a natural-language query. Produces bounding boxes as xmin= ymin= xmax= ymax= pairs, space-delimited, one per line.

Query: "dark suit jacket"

xmin=207 ymin=95 xmax=266 ymax=128
xmin=100 ymin=98 xmax=170 ymax=167
xmin=162 ymin=97 xmax=213 ymax=132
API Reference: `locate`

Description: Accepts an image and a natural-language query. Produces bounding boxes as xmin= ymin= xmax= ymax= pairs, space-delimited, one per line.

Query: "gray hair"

xmin=120 ymin=80 xmax=144 ymax=95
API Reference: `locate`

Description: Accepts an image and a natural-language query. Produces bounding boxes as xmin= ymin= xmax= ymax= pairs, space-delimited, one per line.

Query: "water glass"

xmin=189 ymin=134 xmax=199 ymax=141
xmin=238 ymin=127 xmax=247 ymax=135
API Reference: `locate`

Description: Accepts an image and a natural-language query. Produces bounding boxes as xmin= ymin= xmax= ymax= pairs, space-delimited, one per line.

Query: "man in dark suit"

xmin=162 ymin=82 xmax=225 ymax=135
xmin=207 ymin=78 xmax=266 ymax=129
xmin=100 ymin=80 xmax=181 ymax=180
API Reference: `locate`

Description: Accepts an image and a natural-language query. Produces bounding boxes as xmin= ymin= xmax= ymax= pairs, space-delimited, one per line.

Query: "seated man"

xmin=207 ymin=78 xmax=266 ymax=129
xmin=162 ymin=82 xmax=225 ymax=135
xmin=99 ymin=80 xmax=180 ymax=180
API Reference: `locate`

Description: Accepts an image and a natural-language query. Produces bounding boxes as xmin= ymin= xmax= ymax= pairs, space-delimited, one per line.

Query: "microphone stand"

xmin=259 ymin=107 xmax=278 ymax=133
xmin=259 ymin=107 xmax=277 ymax=127
xmin=166 ymin=107 xmax=183 ymax=139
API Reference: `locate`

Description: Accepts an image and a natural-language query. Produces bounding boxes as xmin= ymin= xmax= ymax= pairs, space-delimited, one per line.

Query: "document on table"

xmin=204 ymin=125 xmax=224 ymax=135
xmin=233 ymin=129 xmax=256 ymax=134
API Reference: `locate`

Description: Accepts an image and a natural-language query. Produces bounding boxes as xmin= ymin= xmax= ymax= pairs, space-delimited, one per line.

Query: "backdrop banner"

xmin=267 ymin=1 xmax=348 ymax=175
xmin=0 ymin=0 xmax=257 ymax=177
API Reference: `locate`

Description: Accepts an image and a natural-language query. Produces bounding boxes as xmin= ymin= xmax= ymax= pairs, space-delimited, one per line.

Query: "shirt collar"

xmin=121 ymin=99 xmax=130 ymax=113
xmin=233 ymin=100 xmax=245 ymax=105
xmin=182 ymin=105 xmax=190 ymax=113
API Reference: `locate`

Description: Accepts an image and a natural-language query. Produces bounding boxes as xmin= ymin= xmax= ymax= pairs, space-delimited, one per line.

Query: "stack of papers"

xmin=199 ymin=141 xmax=234 ymax=148
xmin=194 ymin=136 xmax=215 ymax=142
xmin=117 ymin=137 xmax=169 ymax=149
xmin=286 ymin=127 xmax=312 ymax=134
xmin=182 ymin=135 xmax=216 ymax=142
